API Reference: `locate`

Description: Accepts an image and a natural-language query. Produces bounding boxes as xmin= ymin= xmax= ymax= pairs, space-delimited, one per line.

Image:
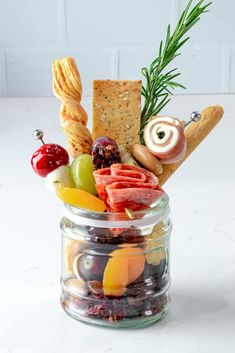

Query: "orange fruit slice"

xmin=56 ymin=187 xmax=106 ymax=212
xmin=103 ymin=247 xmax=145 ymax=296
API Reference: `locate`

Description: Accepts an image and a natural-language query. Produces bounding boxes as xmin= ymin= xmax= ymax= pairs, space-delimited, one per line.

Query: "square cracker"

xmin=92 ymin=80 xmax=142 ymax=148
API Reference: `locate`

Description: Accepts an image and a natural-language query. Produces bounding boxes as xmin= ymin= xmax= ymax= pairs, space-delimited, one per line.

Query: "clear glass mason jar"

xmin=60 ymin=193 xmax=172 ymax=328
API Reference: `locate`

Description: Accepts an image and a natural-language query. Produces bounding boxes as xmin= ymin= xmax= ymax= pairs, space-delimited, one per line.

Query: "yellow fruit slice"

xmin=145 ymin=246 xmax=166 ymax=266
xmin=103 ymin=256 xmax=129 ymax=296
xmin=103 ymin=247 xmax=145 ymax=296
xmin=145 ymin=221 xmax=167 ymax=265
xmin=56 ymin=187 xmax=106 ymax=212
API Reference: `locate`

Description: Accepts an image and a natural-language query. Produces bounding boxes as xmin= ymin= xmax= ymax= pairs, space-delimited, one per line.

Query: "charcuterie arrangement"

xmin=30 ymin=0 xmax=224 ymax=326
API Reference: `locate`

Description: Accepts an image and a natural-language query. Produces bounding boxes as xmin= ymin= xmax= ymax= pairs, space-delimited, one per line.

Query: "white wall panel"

xmin=230 ymin=45 xmax=235 ymax=92
xmin=67 ymin=0 xmax=172 ymax=46
xmin=0 ymin=0 xmax=234 ymax=96
xmin=5 ymin=48 xmax=113 ymax=96
xmin=0 ymin=51 xmax=7 ymax=96
xmin=0 ymin=0 xmax=58 ymax=46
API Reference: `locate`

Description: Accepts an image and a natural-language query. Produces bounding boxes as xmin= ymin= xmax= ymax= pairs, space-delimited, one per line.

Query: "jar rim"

xmin=62 ymin=193 xmax=170 ymax=229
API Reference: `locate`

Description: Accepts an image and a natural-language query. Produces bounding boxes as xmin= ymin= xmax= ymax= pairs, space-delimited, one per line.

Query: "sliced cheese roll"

xmin=144 ymin=116 xmax=186 ymax=164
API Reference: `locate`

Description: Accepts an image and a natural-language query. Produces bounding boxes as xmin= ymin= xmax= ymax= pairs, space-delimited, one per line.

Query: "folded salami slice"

xmin=94 ymin=166 xmax=147 ymax=206
xmin=110 ymin=164 xmax=158 ymax=184
xmin=93 ymin=167 xmax=146 ymax=185
xmin=93 ymin=163 xmax=163 ymax=212
xmin=106 ymin=182 xmax=163 ymax=211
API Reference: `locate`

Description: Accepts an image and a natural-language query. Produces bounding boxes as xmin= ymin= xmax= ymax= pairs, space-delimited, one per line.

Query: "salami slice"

xmin=110 ymin=164 xmax=158 ymax=185
xmin=93 ymin=163 xmax=163 ymax=212
xmin=93 ymin=168 xmax=145 ymax=186
xmin=107 ymin=182 xmax=163 ymax=211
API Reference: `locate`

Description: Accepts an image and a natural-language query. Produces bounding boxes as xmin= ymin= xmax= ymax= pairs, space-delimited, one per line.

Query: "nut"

xmin=119 ymin=145 xmax=139 ymax=166
xmin=88 ymin=280 xmax=104 ymax=295
xmin=64 ymin=238 xmax=82 ymax=276
xmin=64 ymin=278 xmax=87 ymax=297
xmin=145 ymin=246 xmax=166 ymax=266
xmin=132 ymin=144 xmax=163 ymax=175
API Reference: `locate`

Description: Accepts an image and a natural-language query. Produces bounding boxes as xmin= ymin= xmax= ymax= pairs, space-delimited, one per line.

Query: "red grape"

xmin=91 ymin=136 xmax=121 ymax=170
xmin=76 ymin=254 xmax=108 ymax=281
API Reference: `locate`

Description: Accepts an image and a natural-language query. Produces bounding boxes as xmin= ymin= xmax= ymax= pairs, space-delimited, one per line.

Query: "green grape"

xmin=71 ymin=154 xmax=97 ymax=195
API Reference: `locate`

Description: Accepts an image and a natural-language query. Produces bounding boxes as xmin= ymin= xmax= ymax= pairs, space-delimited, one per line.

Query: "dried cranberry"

xmin=88 ymin=302 xmax=111 ymax=319
xmin=91 ymin=137 xmax=121 ymax=170
xmin=143 ymin=260 xmax=167 ymax=280
xmin=141 ymin=294 xmax=167 ymax=316
xmin=86 ymin=226 xmax=144 ymax=246
xmin=118 ymin=228 xmax=143 ymax=243
xmin=88 ymin=227 xmax=115 ymax=244
xmin=87 ymin=298 xmax=127 ymax=322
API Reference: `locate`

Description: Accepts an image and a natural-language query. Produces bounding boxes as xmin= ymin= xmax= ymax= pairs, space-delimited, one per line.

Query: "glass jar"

xmin=60 ymin=193 xmax=172 ymax=328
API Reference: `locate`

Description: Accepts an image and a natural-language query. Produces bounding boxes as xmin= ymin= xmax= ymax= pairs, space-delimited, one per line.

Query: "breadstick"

xmin=158 ymin=105 xmax=224 ymax=185
xmin=52 ymin=57 xmax=92 ymax=157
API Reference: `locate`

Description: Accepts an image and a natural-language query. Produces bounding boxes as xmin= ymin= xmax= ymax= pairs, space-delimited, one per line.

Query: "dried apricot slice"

xmin=103 ymin=247 xmax=145 ymax=296
xmin=103 ymin=256 xmax=129 ymax=296
xmin=56 ymin=187 xmax=106 ymax=212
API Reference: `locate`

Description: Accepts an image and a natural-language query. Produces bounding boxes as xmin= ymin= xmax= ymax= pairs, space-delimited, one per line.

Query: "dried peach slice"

xmin=103 ymin=247 xmax=145 ymax=296
xmin=103 ymin=256 xmax=129 ymax=296
xmin=56 ymin=187 xmax=106 ymax=212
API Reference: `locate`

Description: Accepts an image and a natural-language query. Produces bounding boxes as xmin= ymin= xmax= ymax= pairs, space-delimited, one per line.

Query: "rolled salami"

xmin=144 ymin=116 xmax=186 ymax=164
xmin=93 ymin=164 xmax=163 ymax=212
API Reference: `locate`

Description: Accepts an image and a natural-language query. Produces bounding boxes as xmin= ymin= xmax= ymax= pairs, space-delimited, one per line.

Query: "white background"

xmin=0 ymin=1 xmax=235 ymax=352
xmin=0 ymin=0 xmax=235 ymax=97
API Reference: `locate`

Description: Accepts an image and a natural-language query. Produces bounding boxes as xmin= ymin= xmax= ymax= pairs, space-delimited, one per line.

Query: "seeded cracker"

xmin=92 ymin=80 xmax=142 ymax=148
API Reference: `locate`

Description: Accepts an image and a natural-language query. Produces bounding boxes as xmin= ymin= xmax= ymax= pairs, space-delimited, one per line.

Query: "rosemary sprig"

xmin=140 ymin=0 xmax=212 ymax=144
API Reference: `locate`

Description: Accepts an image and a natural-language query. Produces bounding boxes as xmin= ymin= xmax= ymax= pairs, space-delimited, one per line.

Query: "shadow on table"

xmin=164 ymin=284 xmax=235 ymax=326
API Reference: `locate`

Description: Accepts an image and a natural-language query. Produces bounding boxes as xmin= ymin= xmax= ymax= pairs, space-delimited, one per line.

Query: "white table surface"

xmin=0 ymin=95 xmax=235 ymax=353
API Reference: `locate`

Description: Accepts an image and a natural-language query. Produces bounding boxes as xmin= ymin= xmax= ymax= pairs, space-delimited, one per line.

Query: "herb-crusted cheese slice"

xmin=92 ymin=80 xmax=142 ymax=148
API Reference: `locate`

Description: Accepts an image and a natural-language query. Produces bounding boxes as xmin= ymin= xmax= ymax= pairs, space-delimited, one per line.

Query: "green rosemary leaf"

xmin=142 ymin=86 xmax=148 ymax=96
xmin=140 ymin=0 xmax=212 ymax=143
xmin=152 ymin=97 xmax=171 ymax=115
xmin=159 ymin=41 xmax=163 ymax=58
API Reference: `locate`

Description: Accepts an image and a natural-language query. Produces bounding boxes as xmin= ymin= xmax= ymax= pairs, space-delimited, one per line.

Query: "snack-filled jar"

xmin=60 ymin=193 xmax=172 ymax=328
